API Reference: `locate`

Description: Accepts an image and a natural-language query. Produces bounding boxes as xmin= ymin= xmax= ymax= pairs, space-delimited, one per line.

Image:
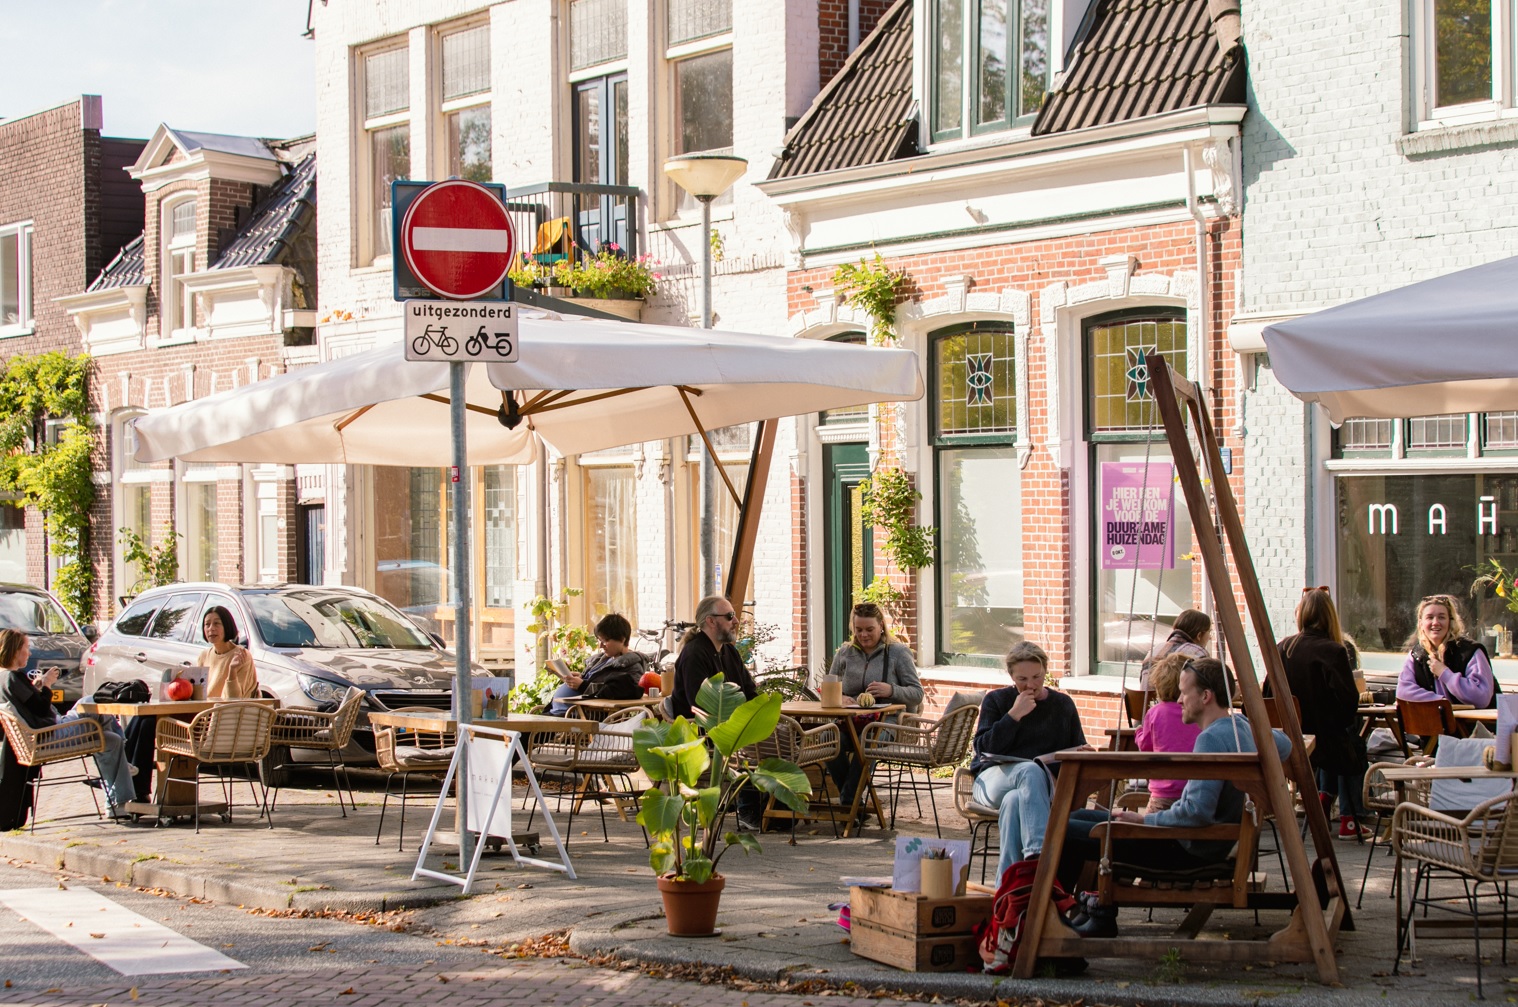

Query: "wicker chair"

xmin=155 ymin=703 xmax=276 ymax=833
xmin=953 ymin=767 xmax=1001 ymax=883
xmin=526 ymin=706 xmax=646 ymax=843
xmin=373 ymin=707 xmax=456 ymax=851
xmin=0 ymin=707 xmax=107 ymax=832
xmin=1393 ymin=790 xmax=1518 ymax=998
xmin=1357 ymin=754 xmax=1433 ymax=908
xmin=858 ymin=703 xmax=979 ymax=837
xmin=748 ymin=714 xmax=841 ymax=843
xmin=268 ymin=687 xmax=365 ymax=817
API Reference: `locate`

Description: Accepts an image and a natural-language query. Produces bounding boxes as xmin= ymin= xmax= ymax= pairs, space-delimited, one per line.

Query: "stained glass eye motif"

xmin=1088 ymin=316 xmax=1186 ymax=435
xmin=936 ymin=329 xmax=1015 ymax=437
xmin=1124 ymin=346 xmax=1155 ymax=401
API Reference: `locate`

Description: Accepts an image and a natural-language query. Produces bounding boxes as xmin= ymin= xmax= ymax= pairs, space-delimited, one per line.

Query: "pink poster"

xmin=1100 ymin=462 xmax=1175 ymax=569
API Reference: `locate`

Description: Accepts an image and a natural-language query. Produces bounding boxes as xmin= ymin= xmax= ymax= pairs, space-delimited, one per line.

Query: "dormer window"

xmin=930 ymin=0 xmax=1050 ymax=142
xmin=162 ymin=198 xmax=196 ymax=337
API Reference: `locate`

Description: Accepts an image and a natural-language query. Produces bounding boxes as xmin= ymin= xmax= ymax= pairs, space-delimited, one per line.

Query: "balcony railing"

xmin=505 ymin=182 xmax=644 ymax=320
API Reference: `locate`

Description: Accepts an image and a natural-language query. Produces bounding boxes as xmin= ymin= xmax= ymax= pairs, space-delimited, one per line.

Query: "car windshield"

xmin=0 ymin=592 xmax=74 ymax=635
xmin=246 ymin=591 xmax=433 ymax=650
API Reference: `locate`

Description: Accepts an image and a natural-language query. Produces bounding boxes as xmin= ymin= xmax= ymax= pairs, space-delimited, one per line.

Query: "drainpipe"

xmin=848 ymin=0 xmax=861 ymax=51
xmin=1183 ymin=143 xmax=1220 ymax=655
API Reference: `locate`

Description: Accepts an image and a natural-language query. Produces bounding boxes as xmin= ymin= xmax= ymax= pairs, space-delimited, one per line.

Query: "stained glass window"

xmin=935 ymin=329 xmax=1015 ymax=437
xmin=1086 ymin=315 xmax=1187 ymax=435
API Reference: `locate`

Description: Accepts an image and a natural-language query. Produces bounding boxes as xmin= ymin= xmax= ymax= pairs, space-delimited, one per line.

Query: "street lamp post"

xmin=663 ymin=154 xmax=747 ymax=598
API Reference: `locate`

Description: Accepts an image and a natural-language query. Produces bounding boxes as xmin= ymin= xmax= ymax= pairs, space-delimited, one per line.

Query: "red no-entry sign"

xmin=399 ymin=179 xmax=516 ymax=300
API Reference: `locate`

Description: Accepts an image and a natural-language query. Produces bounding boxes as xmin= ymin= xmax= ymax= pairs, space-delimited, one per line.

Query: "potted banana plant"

xmin=633 ymin=674 xmax=811 ymax=936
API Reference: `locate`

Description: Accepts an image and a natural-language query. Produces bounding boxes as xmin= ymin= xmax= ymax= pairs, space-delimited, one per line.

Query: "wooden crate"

xmin=849 ymin=885 xmax=991 ymax=937
xmin=849 ymin=918 xmax=982 ymax=972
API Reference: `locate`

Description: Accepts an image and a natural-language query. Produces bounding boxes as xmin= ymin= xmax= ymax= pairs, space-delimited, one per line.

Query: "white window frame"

xmin=435 ymin=19 xmax=493 ymax=183
xmin=924 ymin=0 xmax=1051 ymax=147
xmin=1412 ymin=0 xmax=1517 ymax=128
xmin=0 ymin=221 xmax=35 ymax=338
xmin=113 ymin=411 xmax=167 ymax=604
xmin=665 ymin=1 xmax=735 ymax=219
xmin=177 ymin=462 xmax=220 ymax=583
xmin=160 ymin=196 xmax=197 ymax=343
xmin=357 ymin=39 xmax=412 ymax=267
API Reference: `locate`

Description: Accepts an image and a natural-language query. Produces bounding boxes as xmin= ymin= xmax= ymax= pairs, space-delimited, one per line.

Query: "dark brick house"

xmin=0 ymin=95 xmax=144 ymax=590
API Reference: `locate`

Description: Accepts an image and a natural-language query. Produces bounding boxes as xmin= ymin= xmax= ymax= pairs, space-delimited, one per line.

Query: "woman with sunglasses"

xmin=1397 ymin=593 xmax=1496 ymax=709
xmin=1273 ymin=587 xmax=1369 ymax=840
xmin=825 ymin=602 xmax=923 ymax=807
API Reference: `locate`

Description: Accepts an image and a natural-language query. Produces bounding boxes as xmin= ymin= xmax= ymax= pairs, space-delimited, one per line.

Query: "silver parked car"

xmin=84 ymin=582 xmax=490 ymax=760
xmin=0 ymin=583 xmax=96 ymax=712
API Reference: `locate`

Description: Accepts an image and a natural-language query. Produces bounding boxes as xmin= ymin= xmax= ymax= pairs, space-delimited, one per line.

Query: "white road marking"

xmin=0 ymin=887 xmax=246 ymax=976
xmin=410 ymin=226 xmax=510 ymax=253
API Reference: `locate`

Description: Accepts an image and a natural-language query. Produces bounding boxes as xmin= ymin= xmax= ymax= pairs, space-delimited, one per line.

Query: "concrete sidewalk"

xmin=1 ymin=772 xmax=1509 ymax=1006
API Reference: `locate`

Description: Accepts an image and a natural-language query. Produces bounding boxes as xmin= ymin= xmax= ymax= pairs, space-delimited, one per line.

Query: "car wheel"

xmin=260 ymin=745 xmax=293 ymax=789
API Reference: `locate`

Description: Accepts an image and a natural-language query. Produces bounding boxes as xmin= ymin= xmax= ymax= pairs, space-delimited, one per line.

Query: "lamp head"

xmin=662 ymin=154 xmax=748 ymax=199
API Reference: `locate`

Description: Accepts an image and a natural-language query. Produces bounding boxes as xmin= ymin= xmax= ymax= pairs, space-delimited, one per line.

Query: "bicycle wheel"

xmin=411 ymin=335 xmax=432 ymax=356
xmin=438 ymin=334 xmax=458 ymax=354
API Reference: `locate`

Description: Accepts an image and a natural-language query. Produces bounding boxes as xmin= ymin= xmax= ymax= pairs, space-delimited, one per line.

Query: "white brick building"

xmin=1234 ymin=0 xmax=1518 ymax=672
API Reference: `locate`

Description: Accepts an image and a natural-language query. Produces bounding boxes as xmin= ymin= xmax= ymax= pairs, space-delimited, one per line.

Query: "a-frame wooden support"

xmin=724 ymin=417 xmax=778 ymax=604
xmin=1012 ymin=361 xmax=1351 ymax=983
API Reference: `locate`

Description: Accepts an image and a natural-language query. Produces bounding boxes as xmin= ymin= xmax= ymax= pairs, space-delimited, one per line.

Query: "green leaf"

xmin=705 ymin=693 xmax=782 ymax=758
xmin=692 ymin=785 xmax=722 ymax=831
xmin=747 ymin=758 xmax=813 ymax=814
xmin=636 ymin=788 xmax=686 ymax=838
xmin=648 ymin=737 xmax=710 ymax=790
xmin=723 ymin=830 xmax=763 ymax=857
xmin=692 ymin=674 xmax=749 ymax=731
xmin=647 ymin=838 xmax=678 ymax=877
xmin=681 ymin=855 xmax=715 ymax=885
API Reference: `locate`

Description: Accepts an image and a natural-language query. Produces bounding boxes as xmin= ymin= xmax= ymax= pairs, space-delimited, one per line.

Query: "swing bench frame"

xmin=1012 ymin=360 xmax=1353 ymax=983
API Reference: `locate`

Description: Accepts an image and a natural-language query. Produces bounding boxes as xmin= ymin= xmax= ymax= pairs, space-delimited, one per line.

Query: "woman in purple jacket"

xmin=1397 ymin=594 xmax=1496 ymax=709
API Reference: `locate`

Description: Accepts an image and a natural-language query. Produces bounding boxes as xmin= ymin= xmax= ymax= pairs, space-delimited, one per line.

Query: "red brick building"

xmin=758 ymin=0 xmax=1246 ymax=724
xmin=58 ymin=127 xmax=317 ymax=619
xmin=0 ymin=95 xmax=143 ymax=593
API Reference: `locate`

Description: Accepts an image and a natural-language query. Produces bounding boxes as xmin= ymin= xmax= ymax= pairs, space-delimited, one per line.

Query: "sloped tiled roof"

xmin=767 ymin=0 xmax=915 ymax=180
xmin=165 ymin=128 xmax=277 ymax=161
xmin=1033 ymin=0 xmax=1244 ymax=135
xmin=86 ymin=235 xmax=145 ymax=291
xmin=214 ymin=152 xmax=317 ymax=269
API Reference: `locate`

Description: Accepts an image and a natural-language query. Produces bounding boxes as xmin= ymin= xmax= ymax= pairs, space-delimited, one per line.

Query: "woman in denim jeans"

xmin=0 ymin=629 xmax=135 ymax=819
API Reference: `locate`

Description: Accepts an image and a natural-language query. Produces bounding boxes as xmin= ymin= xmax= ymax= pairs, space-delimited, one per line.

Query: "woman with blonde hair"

xmin=1134 ymin=653 xmax=1201 ymax=813
xmin=1397 ymin=593 xmax=1496 ymax=709
xmin=825 ymin=602 xmax=923 ymax=806
xmin=1275 ymin=587 xmax=1368 ymax=840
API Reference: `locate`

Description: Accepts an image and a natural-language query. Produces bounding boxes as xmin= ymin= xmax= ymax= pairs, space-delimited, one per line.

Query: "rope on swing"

xmin=1099 ymin=350 xmax=1170 ymax=881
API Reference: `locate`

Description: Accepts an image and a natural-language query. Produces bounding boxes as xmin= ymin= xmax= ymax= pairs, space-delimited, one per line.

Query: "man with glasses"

xmin=672 ymin=595 xmax=765 ymax=831
xmin=671 ymin=595 xmax=757 ymax=720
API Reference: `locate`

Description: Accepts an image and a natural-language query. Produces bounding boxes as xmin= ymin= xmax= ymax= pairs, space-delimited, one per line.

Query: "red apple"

xmin=165 ymin=678 xmax=194 ymax=701
xmin=638 ymin=671 xmax=663 ymax=692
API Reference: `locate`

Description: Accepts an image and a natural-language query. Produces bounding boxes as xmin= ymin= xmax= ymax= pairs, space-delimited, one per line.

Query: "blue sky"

xmin=0 ymin=0 xmax=315 ymax=140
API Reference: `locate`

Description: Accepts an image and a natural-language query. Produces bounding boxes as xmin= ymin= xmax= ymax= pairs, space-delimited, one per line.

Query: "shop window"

xmin=360 ymin=43 xmax=410 ymax=262
xmin=1330 ymin=412 xmax=1518 ymax=458
xmin=932 ymin=323 xmax=1022 ymax=667
xmin=1337 ymin=473 xmax=1518 ymax=654
xmin=439 ymin=23 xmax=491 ymax=183
xmin=181 ymin=463 xmax=218 ymax=582
xmin=584 ymin=466 xmax=638 ymax=622
xmin=667 ymin=0 xmax=733 ymax=214
xmin=0 ymin=222 xmax=33 ymax=336
xmin=930 ymin=0 xmax=1050 ymax=142
xmin=114 ymin=412 xmax=155 ymax=602
xmin=1084 ymin=311 xmax=1194 ymax=674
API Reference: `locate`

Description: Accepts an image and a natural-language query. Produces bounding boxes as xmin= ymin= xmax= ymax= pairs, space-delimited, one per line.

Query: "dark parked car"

xmin=0 ymin=583 xmax=95 ymax=712
xmin=84 ymin=582 xmax=490 ymax=761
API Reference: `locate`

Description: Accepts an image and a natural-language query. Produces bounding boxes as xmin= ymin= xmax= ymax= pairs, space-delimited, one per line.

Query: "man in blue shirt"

xmin=1055 ymin=658 xmax=1292 ymax=931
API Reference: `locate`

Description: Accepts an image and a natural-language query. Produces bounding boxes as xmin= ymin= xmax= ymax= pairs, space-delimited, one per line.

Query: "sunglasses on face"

xmin=713 ymin=612 xmax=737 ymax=622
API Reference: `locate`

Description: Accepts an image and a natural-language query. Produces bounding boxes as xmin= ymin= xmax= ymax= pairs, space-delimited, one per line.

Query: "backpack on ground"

xmin=975 ymin=857 xmax=1080 ymax=975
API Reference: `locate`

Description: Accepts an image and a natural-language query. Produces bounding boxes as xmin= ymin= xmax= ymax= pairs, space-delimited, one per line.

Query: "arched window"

xmin=932 ymin=322 xmax=1022 ymax=666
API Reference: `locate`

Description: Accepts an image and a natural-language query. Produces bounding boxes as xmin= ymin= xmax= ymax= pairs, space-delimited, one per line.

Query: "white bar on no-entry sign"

xmin=0 ymin=887 xmax=246 ymax=976
xmin=411 ymin=226 xmax=512 ymax=253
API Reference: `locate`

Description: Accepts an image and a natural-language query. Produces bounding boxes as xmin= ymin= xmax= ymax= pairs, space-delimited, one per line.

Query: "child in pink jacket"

xmin=1135 ymin=654 xmax=1203 ymax=813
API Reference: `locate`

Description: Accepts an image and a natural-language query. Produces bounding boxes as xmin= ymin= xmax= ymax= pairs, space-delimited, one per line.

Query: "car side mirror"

xmin=429 ymin=632 xmax=446 ymax=649
xmin=82 ymin=625 xmax=98 ymax=641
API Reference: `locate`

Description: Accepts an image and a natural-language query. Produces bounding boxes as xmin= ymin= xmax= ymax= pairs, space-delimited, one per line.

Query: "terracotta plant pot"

xmin=656 ymin=872 xmax=725 ymax=936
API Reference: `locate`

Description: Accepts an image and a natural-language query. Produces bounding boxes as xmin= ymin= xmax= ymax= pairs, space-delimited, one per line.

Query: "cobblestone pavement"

xmin=0 ymin=769 xmax=1508 ymax=1006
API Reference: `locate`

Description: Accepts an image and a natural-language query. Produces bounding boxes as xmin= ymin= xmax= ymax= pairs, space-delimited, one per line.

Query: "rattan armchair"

xmin=0 ymin=707 xmax=107 ymax=832
xmin=1357 ymin=754 xmax=1434 ymax=907
xmin=526 ymin=707 xmax=645 ymax=843
xmin=953 ymin=767 xmax=1001 ymax=883
xmin=1393 ymin=790 xmax=1518 ymax=998
xmin=373 ymin=707 xmax=456 ymax=851
xmin=155 ymin=703 xmax=276 ymax=832
xmin=858 ymin=703 xmax=979 ymax=836
xmin=748 ymin=714 xmax=841 ymax=843
xmin=268 ymin=686 xmax=365 ymax=817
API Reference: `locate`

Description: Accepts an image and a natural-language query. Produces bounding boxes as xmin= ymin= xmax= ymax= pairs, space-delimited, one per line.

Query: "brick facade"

xmin=817 ymin=0 xmax=893 ymax=85
xmin=0 ymin=97 xmax=144 ymax=598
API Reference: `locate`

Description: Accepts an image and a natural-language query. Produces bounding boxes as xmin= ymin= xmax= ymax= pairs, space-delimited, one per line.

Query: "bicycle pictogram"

xmin=411 ymin=324 xmax=458 ymax=357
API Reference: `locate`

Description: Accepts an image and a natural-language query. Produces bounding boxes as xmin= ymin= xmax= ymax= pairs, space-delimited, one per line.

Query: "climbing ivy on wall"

xmin=832 ymin=253 xmax=907 ymax=345
xmin=0 ymin=352 xmax=96 ymax=622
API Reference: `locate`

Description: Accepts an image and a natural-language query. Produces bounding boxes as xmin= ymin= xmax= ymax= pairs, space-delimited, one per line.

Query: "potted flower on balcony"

xmin=507 ymin=254 xmax=548 ymax=292
xmin=554 ymin=246 xmax=659 ymax=320
xmin=632 ymin=674 xmax=810 ymax=936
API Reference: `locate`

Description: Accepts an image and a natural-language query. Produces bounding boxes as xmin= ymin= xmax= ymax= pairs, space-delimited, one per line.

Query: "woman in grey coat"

xmin=826 ymin=602 xmax=923 ymax=805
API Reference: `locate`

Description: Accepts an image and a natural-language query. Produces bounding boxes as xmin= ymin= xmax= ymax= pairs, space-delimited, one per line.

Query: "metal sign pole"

xmin=450 ymin=360 xmax=473 ymax=869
